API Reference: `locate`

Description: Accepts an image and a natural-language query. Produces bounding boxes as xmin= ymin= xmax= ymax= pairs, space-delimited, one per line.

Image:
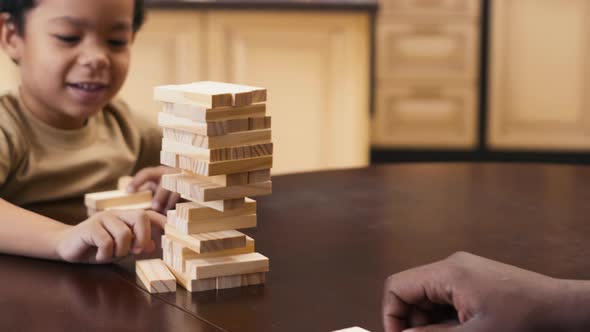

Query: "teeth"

xmin=74 ymin=83 xmax=103 ymax=91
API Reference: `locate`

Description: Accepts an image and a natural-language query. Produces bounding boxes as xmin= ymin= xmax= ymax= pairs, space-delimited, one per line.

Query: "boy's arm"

xmin=0 ymin=198 xmax=166 ymax=263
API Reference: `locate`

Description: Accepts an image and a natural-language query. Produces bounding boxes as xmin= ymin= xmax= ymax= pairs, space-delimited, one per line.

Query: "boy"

xmin=0 ymin=0 xmax=180 ymax=263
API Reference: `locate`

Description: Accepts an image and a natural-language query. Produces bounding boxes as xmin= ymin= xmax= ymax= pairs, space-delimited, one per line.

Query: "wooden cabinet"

xmin=373 ymin=0 xmax=481 ymax=149
xmin=488 ymin=0 xmax=590 ymax=150
xmin=205 ymin=11 xmax=370 ymax=174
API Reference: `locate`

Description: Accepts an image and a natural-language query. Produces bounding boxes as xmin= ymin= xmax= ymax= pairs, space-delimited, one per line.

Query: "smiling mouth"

xmin=67 ymin=83 xmax=108 ymax=92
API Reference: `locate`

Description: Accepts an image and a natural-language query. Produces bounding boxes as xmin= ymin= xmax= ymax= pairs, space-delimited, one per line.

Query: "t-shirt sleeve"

xmin=0 ymin=128 xmax=11 ymax=187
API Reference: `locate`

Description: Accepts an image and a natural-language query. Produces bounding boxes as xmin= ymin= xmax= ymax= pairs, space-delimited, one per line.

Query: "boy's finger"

xmin=91 ymin=224 xmax=114 ymax=263
xmin=127 ymin=167 xmax=164 ymax=192
xmin=113 ymin=210 xmax=166 ymax=254
xmin=166 ymin=192 xmax=181 ymax=212
xmin=101 ymin=215 xmax=133 ymax=257
xmin=152 ymin=187 xmax=171 ymax=212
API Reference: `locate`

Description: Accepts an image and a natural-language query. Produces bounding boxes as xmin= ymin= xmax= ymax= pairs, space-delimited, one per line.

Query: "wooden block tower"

xmin=154 ymin=81 xmax=272 ymax=292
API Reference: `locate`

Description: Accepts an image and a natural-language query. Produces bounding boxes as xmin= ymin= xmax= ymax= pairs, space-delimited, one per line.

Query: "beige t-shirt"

xmin=0 ymin=91 xmax=161 ymax=224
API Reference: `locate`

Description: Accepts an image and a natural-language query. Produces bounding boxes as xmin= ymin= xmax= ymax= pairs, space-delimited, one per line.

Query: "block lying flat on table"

xmin=163 ymin=102 xmax=266 ymax=122
xmin=162 ymin=173 xmax=272 ymax=202
xmin=161 ymin=151 xmax=272 ymax=176
xmin=161 ymin=138 xmax=273 ymax=162
xmin=176 ymin=198 xmax=256 ymax=222
xmin=165 ymin=224 xmax=247 ymax=254
xmin=84 ymin=190 xmax=152 ymax=210
xmin=332 ymin=327 xmax=371 ymax=332
xmin=163 ymin=127 xmax=271 ymax=149
xmin=170 ymin=210 xmax=257 ymax=234
xmin=163 ymin=260 xmax=216 ymax=292
xmin=186 ymin=252 xmax=269 ymax=279
xmin=154 ymin=81 xmax=266 ymax=108
xmin=216 ymin=272 xmax=266 ymax=290
xmin=136 ymin=259 xmax=176 ymax=293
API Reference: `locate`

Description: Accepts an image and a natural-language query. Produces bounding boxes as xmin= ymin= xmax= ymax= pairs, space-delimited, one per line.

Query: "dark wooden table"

xmin=3 ymin=163 xmax=590 ymax=331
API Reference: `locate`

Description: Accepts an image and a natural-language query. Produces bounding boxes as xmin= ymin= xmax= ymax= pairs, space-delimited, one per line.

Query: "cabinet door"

xmin=489 ymin=0 xmax=590 ymax=150
xmin=378 ymin=22 xmax=478 ymax=82
xmin=119 ymin=10 xmax=205 ymax=119
xmin=206 ymin=10 xmax=370 ymax=174
xmin=381 ymin=0 xmax=480 ymax=18
xmin=373 ymin=85 xmax=477 ymax=148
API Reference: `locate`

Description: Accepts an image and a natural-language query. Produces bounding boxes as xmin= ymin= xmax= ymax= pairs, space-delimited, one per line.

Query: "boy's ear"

xmin=0 ymin=13 xmax=23 ymax=65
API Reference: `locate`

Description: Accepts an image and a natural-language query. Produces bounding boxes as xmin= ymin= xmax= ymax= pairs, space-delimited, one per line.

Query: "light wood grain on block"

xmin=175 ymin=213 xmax=257 ymax=234
xmin=181 ymin=195 xmax=245 ymax=212
xmin=154 ymin=81 xmax=266 ymax=108
xmin=248 ymin=116 xmax=272 ymax=130
xmin=84 ymin=190 xmax=152 ymax=210
xmin=173 ymin=173 xmax=272 ymax=202
xmin=117 ymin=176 xmax=133 ymax=191
xmin=163 ymin=152 xmax=273 ymax=176
xmin=162 ymin=102 xmax=266 ymax=122
xmin=162 ymin=138 xmax=273 ymax=162
xmin=105 ymin=201 xmax=153 ymax=211
xmin=163 ymin=127 xmax=272 ymax=149
xmin=176 ymin=198 xmax=256 ymax=222
xmin=171 ymin=235 xmax=255 ymax=261
xmin=159 ymin=112 xmax=253 ymax=137
xmin=136 ymin=259 xmax=176 ymax=293
xmin=186 ymin=252 xmax=269 ymax=279
xmin=216 ymin=272 xmax=266 ymax=290
xmin=165 ymin=224 xmax=246 ymax=254
xmin=332 ymin=327 xmax=371 ymax=332
xmin=248 ymin=169 xmax=271 ymax=184
xmin=164 ymin=261 xmax=216 ymax=292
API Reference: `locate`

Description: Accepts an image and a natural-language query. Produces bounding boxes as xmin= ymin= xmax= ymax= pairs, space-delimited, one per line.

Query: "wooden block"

xmin=105 ymin=201 xmax=153 ymax=211
xmin=163 ymin=102 xmax=266 ymax=122
xmin=248 ymin=116 xmax=271 ymax=130
xmin=176 ymin=198 xmax=256 ymax=222
xmin=162 ymin=138 xmax=273 ymax=162
xmin=154 ymin=81 xmax=266 ymax=108
xmin=164 ymin=260 xmax=216 ymax=292
xmin=182 ymin=196 xmax=246 ymax=212
xmin=159 ymin=112 xmax=253 ymax=137
xmin=117 ymin=176 xmax=133 ymax=191
xmin=171 ymin=235 xmax=255 ymax=261
xmin=186 ymin=252 xmax=269 ymax=279
xmin=136 ymin=259 xmax=176 ymax=293
xmin=161 ymin=151 xmax=273 ymax=177
xmin=332 ymin=327 xmax=371 ymax=332
xmin=248 ymin=169 xmax=271 ymax=184
xmin=163 ymin=127 xmax=271 ymax=149
xmin=173 ymin=211 xmax=257 ymax=234
xmin=166 ymin=173 xmax=272 ymax=202
xmin=165 ymin=224 xmax=247 ymax=254
xmin=217 ymin=272 xmax=266 ymax=290
xmin=84 ymin=190 xmax=152 ymax=210
xmin=179 ymin=171 xmax=249 ymax=187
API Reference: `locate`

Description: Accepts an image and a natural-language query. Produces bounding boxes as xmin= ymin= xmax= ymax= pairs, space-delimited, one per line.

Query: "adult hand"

xmin=382 ymin=252 xmax=570 ymax=332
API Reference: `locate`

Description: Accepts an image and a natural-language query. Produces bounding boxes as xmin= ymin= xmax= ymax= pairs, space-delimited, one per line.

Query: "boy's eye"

xmin=54 ymin=35 xmax=81 ymax=44
xmin=108 ymin=39 xmax=128 ymax=47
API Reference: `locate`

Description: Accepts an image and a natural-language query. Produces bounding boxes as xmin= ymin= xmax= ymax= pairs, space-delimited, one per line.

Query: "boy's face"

xmin=11 ymin=0 xmax=135 ymax=129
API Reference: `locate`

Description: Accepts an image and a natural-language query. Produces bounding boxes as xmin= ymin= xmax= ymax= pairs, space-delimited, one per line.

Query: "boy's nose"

xmin=78 ymin=49 xmax=110 ymax=71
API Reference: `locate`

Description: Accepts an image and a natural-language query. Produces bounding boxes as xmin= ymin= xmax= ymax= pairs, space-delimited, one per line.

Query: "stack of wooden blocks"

xmin=137 ymin=81 xmax=273 ymax=293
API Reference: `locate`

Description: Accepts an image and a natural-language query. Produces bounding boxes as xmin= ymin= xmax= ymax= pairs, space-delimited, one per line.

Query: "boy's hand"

xmin=382 ymin=252 xmax=564 ymax=332
xmin=126 ymin=166 xmax=181 ymax=214
xmin=54 ymin=210 xmax=166 ymax=264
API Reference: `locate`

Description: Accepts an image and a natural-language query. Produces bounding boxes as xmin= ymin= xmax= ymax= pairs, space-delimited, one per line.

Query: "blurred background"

xmin=2 ymin=0 xmax=588 ymax=174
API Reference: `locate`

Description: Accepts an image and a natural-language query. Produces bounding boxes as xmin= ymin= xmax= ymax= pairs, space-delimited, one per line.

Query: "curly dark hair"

xmin=0 ymin=0 xmax=146 ymax=34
